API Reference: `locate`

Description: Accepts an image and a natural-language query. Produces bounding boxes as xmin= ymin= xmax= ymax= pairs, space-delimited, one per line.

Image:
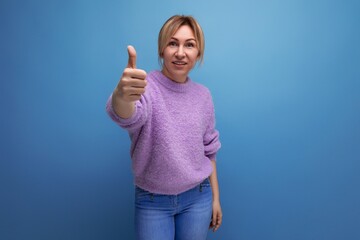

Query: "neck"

xmin=161 ymin=69 xmax=187 ymax=83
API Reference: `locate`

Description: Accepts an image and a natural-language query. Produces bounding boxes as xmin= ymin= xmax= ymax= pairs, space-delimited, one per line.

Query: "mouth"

xmin=172 ymin=61 xmax=187 ymax=66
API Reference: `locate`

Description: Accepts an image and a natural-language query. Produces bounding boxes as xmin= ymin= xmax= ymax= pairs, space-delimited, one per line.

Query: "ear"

xmin=159 ymin=48 xmax=164 ymax=58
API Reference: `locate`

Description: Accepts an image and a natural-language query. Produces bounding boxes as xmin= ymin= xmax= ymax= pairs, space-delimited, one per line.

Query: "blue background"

xmin=1 ymin=0 xmax=359 ymax=239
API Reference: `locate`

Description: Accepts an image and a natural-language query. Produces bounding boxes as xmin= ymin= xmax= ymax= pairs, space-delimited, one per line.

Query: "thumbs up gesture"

xmin=114 ymin=45 xmax=147 ymax=102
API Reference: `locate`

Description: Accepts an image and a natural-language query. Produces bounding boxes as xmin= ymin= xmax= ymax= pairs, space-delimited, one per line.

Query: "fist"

xmin=115 ymin=45 xmax=147 ymax=102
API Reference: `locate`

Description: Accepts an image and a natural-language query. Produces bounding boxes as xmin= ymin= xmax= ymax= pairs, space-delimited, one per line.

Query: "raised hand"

xmin=112 ymin=46 xmax=147 ymax=118
xmin=115 ymin=45 xmax=147 ymax=102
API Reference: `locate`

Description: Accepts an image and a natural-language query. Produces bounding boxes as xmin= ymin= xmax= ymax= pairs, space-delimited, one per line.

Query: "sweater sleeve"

xmin=203 ymin=93 xmax=221 ymax=161
xmin=105 ymin=93 xmax=149 ymax=132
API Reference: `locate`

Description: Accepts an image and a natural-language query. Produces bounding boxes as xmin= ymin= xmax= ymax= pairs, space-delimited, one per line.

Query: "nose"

xmin=175 ymin=46 xmax=185 ymax=58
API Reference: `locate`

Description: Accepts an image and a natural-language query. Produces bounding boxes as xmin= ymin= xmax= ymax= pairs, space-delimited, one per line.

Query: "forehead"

xmin=171 ymin=25 xmax=196 ymax=40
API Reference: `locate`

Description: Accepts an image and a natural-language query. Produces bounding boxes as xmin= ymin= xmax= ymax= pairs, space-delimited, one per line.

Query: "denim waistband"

xmin=136 ymin=177 xmax=210 ymax=195
xmin=201 ymin=177 xmax=210 ymax=185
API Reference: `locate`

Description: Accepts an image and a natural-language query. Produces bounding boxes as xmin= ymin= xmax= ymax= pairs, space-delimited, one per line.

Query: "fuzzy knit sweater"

xmin=106 ymin=70 xmax=221 ymax=195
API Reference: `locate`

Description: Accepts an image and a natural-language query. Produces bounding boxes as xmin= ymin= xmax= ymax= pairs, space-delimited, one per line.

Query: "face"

xmin=161 ymin=25 xmax=199 ymax=83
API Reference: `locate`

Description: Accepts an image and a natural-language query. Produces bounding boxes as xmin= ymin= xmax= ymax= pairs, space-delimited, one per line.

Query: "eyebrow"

xmin=170 ymin=37 xmax=196 ymax=42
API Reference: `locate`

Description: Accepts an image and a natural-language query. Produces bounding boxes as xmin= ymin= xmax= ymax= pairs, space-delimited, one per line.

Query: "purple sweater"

xmin=106 ymin=70 xmax=221 ymax=194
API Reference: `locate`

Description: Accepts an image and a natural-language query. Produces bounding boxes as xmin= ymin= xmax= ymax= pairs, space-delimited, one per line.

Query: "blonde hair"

xmin=158 ymin=15 xmax=205 ymax=65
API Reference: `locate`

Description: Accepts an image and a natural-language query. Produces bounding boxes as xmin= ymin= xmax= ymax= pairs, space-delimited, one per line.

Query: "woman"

xmin=106 ymin=15 xmax=222 ymax=240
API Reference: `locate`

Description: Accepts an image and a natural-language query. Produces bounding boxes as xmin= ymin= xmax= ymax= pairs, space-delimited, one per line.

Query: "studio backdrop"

xmin=1 ymin=0 xmax=359 ymax=239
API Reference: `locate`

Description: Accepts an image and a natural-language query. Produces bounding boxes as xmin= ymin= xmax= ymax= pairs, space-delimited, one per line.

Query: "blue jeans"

xmin=135 ymin=178 xmax=213 ymax=240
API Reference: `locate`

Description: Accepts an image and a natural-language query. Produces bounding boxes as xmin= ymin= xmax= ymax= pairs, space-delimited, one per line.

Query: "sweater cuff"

xmin=106 ymin=94 xmax=138 ymax=126
xmin=207 ymin=153 xmax=217 ymax=161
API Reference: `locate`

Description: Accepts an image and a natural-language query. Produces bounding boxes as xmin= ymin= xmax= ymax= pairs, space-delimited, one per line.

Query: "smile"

xmin=173 ymin=61 xmax=187 ymax=65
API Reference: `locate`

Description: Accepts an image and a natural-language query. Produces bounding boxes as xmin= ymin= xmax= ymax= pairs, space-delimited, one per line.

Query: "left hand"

xmin=210 ymin=199 xmax=222 ymax=232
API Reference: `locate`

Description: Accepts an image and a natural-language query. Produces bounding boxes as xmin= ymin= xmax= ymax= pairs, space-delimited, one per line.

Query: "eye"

xmin=185 ymin=42 xmax=196 ymax=48
xmin=168 ymin=41 xmax=178 ymax=47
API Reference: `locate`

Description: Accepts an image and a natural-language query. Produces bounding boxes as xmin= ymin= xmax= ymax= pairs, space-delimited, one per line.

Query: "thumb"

xmin=127 ymin=45 xmax=137 ymax=69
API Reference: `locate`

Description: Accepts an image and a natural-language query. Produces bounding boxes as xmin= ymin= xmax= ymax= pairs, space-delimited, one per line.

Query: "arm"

xmin=111 ymin=89 xmax=136 ymax=119
xmin=209 ymin=159 xmax=222 ymax=232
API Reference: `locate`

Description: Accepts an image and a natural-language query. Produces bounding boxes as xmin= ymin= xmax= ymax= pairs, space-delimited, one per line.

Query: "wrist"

xmin=112 ymin=88 xmax=123 ymax=100
xmin=212 ymin=196 xmax=220 ymax=203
